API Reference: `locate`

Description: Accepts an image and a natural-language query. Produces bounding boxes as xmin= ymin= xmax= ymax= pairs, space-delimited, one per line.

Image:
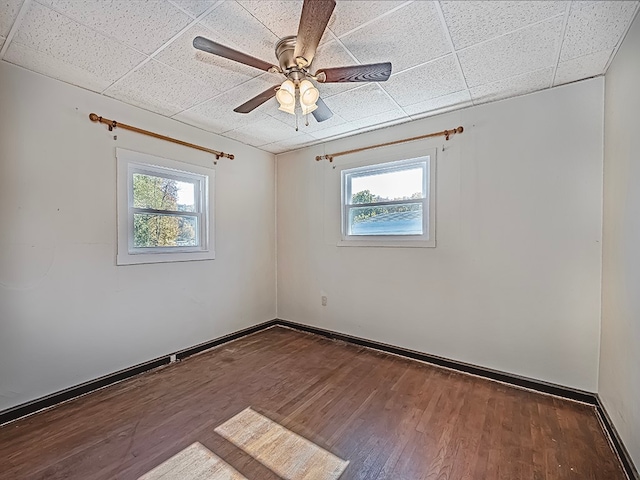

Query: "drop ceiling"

xmin=1 ymin=1 xmax=638 ymax=154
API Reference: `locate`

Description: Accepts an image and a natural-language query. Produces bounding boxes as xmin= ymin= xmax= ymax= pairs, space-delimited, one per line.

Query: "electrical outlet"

xmin=321 ymin=296 xmax=327 ymax=306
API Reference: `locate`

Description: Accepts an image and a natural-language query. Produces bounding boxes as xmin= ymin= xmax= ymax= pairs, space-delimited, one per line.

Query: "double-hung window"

xmin=340 ymin=153 xmax=435 ymax=247
xmin=116 ymin=148 xmax=214 ymax=265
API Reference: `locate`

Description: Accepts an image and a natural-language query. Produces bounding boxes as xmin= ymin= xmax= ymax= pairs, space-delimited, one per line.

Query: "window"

xmin=116 ymin=148 xmax=214 ymax=265
xmin=340 ymin=154 xmax=435 ymax=247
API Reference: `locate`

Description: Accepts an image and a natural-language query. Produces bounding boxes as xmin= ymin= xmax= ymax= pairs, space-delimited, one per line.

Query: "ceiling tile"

xmin=268 ymin=108 xmax=348 ymax=135
xmin=223 ymin=115 xmax=302 ymax=146
xmin=174 ymin=75 xmax=276 ymax=133
xmin=340 ymin=1 xmax=450 ymax=73
xmin=260 ymin=144 xmax=282 ymax=154
xmin=155 ymin=25 xmax=265 ymax=93
xmin=346 ymin=106 xmax=408 ymax=131
xmin=458 ymin=16 xmax=563 ymax=88
xmin=560 ymin=1 xmax=639 ymax=62
xmin=308 ymin=122 xmax=359 ymax=140
xmin=328 ymin=1 xmax=406 ymax=38
xmin=104 ymin=59 xmax=221 ymax=116
xmin=261 ymin=132 xmax=316 ymax=154
xmin=1 ymin=0 xmax=24 ymax=37
xmin=554 ymin=49 xmax=612 ymax=87
xmin=237 ymin=1 xmax=334 ymax=45
xmin=11 ymin=2 xmax=145 ymax=85
xmin=404 ymin=90 xmax=472 ymax=118
xmin=170 ymin=0 xmax=217 ymax=18
xmin=311 ymin=40 xmax=362 ymax=98
xmin=382 ymin=55 xmax=466 ymax=107
xmin=198 ymin=1 xmax=280 ymax=65
xmin=237 ymin=1 xmax=302 ymax=39
xmin=4 ymin=40 xmax=112 ymax=92
xmin=441 ymin=1 xmax=566 ymax=50
xmin=38 ymin=0 xmax=192 ymax=55
xmin=470 ymin=67 xmax=553 ymax=105
xmin=323 ymin=84 xmax=400 ymax=122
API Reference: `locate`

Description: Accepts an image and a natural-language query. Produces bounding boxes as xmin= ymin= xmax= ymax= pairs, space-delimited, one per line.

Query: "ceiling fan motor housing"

xmin=276 ymin=36 xmax=307 ymax=81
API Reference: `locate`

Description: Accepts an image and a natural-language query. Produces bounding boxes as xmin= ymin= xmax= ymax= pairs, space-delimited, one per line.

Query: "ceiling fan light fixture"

xmin=276 ymin=79 xmax=296 ymax=114
xmin=299 ymin=79 xmax=319 ymax=109
xmin=278 ymin=103 xmax=296 ymax=115
xmin=301 ymin=103 xmax=318 ymax=115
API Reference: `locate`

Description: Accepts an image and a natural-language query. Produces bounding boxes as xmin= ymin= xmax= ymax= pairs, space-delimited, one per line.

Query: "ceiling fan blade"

xmin=316 ymin=62 xmax=392 ymax=83
xmin=193 ymin=36 xmax=277 ymax=72
xmin=233 ymin=86 xmax=279 ymax=114
xmin=312 ymin=97 xmax=333 ymax=122
xmin=294 ymin=0 xmax=336 ymax=67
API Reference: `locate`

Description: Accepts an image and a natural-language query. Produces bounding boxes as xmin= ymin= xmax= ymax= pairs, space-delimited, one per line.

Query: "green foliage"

xmin=351 ymin=189 xmax=376 ymax=205
xmin=350 ymin=189 xmax=422 ymax=224
xmin=132 ymin=174 xmax=196 ymax=247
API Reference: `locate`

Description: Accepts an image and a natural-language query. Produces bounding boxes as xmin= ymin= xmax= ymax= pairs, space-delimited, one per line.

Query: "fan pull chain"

xmin=295 ymin=110 xmax=299 ymax=131
xmin=305 ymin=114 xmax=310 ymax=127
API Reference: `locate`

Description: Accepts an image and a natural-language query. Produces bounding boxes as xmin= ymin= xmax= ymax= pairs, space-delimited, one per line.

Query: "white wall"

xmin=600 ymin=14 xmax=640 ymax=468
xmin=277 ymin=79 xmax=604 ymax=391
xmin=0 ymin=62 xmax=276 ymax=411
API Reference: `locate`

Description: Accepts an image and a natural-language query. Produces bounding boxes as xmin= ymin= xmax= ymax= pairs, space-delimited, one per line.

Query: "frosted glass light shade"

xmin=301 ymin=103 xmax=318 ymax=115
xmin=299 ymin=80 xmax=319 ymax=108
xmin=276 ymin=80 xmax=296 ymax=114
xmin=278 ymin=103 xmax=296 ymax=114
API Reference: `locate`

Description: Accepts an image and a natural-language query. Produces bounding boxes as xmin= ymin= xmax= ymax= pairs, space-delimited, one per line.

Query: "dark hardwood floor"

xmin=0 ymin=326 xmax=625 ymax=479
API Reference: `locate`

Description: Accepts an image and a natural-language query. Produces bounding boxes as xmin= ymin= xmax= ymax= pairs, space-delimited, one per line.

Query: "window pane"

xmin=348 ymin=203 xmax=423 ymax=236
xmin=133 ymin=213 xmax=198 ymax=247
xmin=350 ymin=165 xmax=424 ymax=204
xmin=133 ymin=173 xmax=196 ymax=212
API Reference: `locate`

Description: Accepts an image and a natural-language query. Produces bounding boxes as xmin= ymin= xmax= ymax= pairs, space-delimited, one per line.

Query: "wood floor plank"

xmin=0 ymin=327 xmax=626 ymax=480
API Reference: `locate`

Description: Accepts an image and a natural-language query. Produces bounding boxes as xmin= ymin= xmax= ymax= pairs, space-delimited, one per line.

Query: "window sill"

xmin=337 ymin=240 xmax=435 ymax=248
xmin=117 ymin=250 xmax=215 ymax=265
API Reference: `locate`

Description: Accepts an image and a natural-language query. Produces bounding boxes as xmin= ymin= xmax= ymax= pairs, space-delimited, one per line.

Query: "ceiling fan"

xmin=193 ymin=0 xmax=392 ymax=126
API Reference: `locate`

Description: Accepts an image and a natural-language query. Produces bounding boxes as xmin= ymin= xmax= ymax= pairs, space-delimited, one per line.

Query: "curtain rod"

xmin=89 ymin=113 xmax=235 ymax=161
xmin=315 ymin=126 xmax=464 ymax=162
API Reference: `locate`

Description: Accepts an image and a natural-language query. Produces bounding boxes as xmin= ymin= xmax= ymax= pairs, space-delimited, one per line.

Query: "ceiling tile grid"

xmin=154 ymin=24 xmax=262 ymax=93
xmin=169 ymin=0 xmax=218 ymax=19
xmin=103 ymin=58 xmax=222 ymax=116
xmin=174 ymin=74 xmax=277 ymax=133
xmin=198 ymin=1 xmax=280 ymax=62
xmin=37 ymin=0 xmax=193 ymax=55
xmin=440 ymin=1 xmax=567 ymax=51
xmin=1 ymin=0 xmax=638 ymax=154
xmin=223 ymin=114 xmax=296 ymax=146
xmin=554 ymin=49 xmax=613 ymax=87
xmin=404 ymin=90 xmax=472 ymax=118
xmin=457 ymin=16 xmax=565 ymax=88
xmin=470 ymin=67 xmax=554 ymax=105
xmin=382 ymin=55 xmax=466 ymax=107
xmin=326 ymin=0 xmax=407 ymax=38
xmin=1 ymin=0 xmax=25 ymax=38
xmin=339 ymin=1 xmax=450 ymax=73
xmin=323 ymin=83 xmax=402 ymax=123
xmin=237 ymin=1 xmax=305 ymax=40
xmin=560 ymin=1 xmax=639 ymax=62
xmin=6 ymin=1 xmax=146 ymax=90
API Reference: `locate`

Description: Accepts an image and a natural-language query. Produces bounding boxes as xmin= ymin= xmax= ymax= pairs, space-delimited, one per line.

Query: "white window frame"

xmin=339 ymin=150 xmax=436 ymax=248
xmin=116 ymin=148 xmax=215 ymax=265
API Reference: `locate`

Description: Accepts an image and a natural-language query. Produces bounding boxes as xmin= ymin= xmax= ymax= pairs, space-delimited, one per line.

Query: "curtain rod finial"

xmin=89 ymin=113 xmax=99 ymax=122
